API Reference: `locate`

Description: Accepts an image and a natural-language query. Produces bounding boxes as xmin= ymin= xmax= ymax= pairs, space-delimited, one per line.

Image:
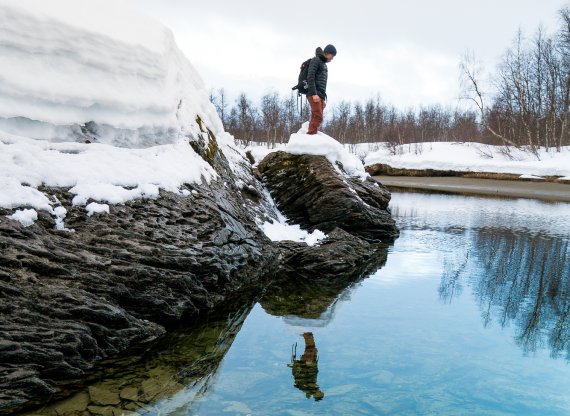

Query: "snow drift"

xmin=0 ymin=0 xmax=221 ymax=146
xmin=0 ymin=0 xmax=233 ymax=228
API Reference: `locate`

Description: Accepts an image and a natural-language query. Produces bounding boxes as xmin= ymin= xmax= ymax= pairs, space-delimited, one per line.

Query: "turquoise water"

xmin=149 ymin=191 xmax=570 ymax=415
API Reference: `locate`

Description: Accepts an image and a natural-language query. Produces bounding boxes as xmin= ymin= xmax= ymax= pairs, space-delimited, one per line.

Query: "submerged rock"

xmin=257 ymin=151 xmax=399 ymax=243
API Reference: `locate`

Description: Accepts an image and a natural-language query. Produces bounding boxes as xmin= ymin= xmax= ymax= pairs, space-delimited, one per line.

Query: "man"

xmin=289 ymin=332 xmax=325 ymax=401
xmin=306 ymin=44 xmax=337 ymax=135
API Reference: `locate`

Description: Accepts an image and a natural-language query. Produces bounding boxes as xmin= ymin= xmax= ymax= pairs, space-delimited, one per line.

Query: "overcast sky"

xmin=136 ymin=0 xmax=568 ymax=110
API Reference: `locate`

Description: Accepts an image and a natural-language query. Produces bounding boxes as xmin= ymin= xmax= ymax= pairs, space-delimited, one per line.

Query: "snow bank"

xmin=285 ymin=123 xmax=367 ymax=179
xmin=0 ymin=0 xmax=222 ymax=147
xmin=0 ymin=0 xmax=229 ymax=229
xmin=364 ymin=142 xmax=570 ymax=180
xmin=0 ymin=133 xmax=215 ymax=210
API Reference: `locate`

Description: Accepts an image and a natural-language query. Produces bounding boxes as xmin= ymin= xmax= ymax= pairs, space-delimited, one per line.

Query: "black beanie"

xmin=324 ymin=44 xmax=337 ymax=56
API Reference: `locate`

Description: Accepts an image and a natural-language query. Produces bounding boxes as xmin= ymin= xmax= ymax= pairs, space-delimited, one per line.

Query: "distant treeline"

xmin=210 ymin=6 xmax=570 ymax=152
xmin=210 ymin=90 xmax=484 ymax=149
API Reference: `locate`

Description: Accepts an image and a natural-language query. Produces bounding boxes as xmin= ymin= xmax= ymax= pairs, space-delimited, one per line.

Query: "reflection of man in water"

xmin=288 ymin=332 xmax=325 ymax=401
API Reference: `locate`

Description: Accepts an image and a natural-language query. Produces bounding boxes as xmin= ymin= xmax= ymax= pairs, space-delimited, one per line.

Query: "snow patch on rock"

xmin=7 ymin=208 xmax=38 ymax=227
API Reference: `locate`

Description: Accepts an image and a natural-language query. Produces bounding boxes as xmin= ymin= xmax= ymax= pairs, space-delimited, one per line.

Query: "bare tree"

xmin=260 ymin=91 xmax=284 ymax=146
xmin=460 ymin=51 xmax=518 ymax=147
xmin=557 ymin=6 xmax=570 ymax=149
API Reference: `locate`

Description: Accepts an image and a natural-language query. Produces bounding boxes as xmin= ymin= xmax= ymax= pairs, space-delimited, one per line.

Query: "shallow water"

xmin=30 ymin=191 xmax=570 ymax=415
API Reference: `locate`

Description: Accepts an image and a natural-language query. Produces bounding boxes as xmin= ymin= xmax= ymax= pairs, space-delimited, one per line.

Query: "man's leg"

xmin=307 ymin=97 xmax=324 ymax=135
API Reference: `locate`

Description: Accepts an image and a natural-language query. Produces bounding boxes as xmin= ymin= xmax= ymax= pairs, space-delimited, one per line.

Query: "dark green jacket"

xmin=307 ymin=47 xmax=328 ymax=100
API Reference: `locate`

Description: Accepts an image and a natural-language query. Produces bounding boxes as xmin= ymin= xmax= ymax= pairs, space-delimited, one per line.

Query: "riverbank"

xmin=373 ymin=176 xmax=570 ymax=202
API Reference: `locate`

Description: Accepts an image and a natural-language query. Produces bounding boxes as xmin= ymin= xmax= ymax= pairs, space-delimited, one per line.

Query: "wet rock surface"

xmin=257 ymin=152 xmax=399 ymax=242
xmin=0 ymin=180 xmax=275 ymax=413
xmin=0 ymin=128 xmax=277 ymax=413
xmin=1 ymin=143 xmax=398 ymax=414
xmin=277 ymin=228 xmax=385 ymax=279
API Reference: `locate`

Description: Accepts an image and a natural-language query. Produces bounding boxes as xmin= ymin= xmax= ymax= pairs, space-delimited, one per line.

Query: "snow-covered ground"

xmin=246 ymin=141 xmax=570 ymax=181
xmin=0 ymin=132 xmax=215 ymax=209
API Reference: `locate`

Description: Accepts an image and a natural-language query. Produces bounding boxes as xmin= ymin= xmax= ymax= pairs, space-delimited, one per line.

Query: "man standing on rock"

xmin=306 ymin=44 xmax=337 ymax=135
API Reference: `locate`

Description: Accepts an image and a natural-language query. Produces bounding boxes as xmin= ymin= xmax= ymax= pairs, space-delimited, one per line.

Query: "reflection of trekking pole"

xmin=290 ymin=342 xmax=298 ymax=363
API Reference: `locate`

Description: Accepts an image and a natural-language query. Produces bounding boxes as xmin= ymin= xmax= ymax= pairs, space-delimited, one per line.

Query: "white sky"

xmin=135 ymin=0 xmax=568 ymax=110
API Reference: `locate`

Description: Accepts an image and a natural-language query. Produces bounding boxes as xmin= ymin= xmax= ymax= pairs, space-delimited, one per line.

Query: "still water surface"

xmin=155 ymin=191 xmax=570 ymax=415
xmin=33 ymin=191 xmax=570 ymax=415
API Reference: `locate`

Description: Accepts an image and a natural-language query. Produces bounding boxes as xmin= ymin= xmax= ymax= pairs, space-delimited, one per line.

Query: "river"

xmin=29 ymin=190 xmax=570 ymax=415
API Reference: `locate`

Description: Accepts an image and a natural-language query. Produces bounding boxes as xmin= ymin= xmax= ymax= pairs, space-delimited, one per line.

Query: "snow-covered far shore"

xmin=245 ymin=141 xmax=570 ymax=181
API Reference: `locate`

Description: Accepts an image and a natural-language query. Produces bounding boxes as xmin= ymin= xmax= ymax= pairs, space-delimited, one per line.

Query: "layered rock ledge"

xmin=258 ymin=151 xmax=399 ymax=243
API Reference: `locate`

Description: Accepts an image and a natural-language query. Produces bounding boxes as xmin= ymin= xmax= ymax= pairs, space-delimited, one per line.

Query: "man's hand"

xmin=312 ymin=95 xmax=321 ymax=103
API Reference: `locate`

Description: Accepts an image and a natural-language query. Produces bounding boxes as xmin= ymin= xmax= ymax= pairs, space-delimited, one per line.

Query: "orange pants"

xmin=307 ymin=96 xmax=325 ymax=135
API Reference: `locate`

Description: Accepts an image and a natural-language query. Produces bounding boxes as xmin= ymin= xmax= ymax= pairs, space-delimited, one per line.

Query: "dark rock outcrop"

xmin=0 ymin=180 xmax=277 ymax=413
xmin=1 ymin=139 xmax=399 ymax=414
xmin=257 ymin=151 xmax=399 ymax=242
xmin=0 ymin=129 xmax=279 ymax=413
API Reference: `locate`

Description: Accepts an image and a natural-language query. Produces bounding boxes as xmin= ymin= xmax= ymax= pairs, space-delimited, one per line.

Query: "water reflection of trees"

xmin=440 ymin=227 xmax=570 ymax=358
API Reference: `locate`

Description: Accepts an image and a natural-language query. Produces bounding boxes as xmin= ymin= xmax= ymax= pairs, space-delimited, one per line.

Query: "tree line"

xmin=210 ymin=6 xmax=570 ymax=152
xmin=461 ymin=6 xmax=570 ymax=152
xmin=210 ymin=89 xmax=485 ymax=149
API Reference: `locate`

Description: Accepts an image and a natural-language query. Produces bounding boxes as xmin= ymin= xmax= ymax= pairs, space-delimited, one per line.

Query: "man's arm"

xmin=306 ymin=57 xmax=319 ymax=99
